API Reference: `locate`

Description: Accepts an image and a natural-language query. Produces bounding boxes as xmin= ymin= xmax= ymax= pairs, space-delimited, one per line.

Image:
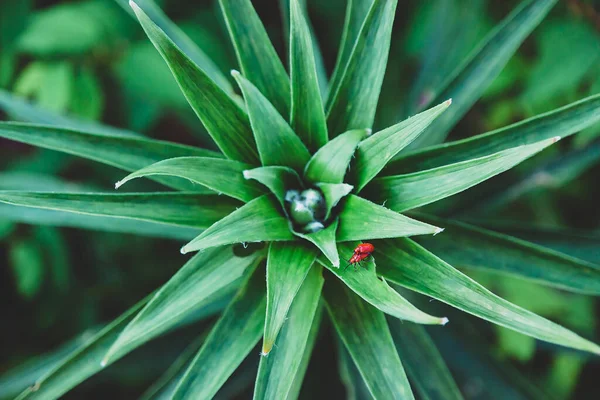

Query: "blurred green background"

xmin=1 ymin=0 xmax=599 ymax=398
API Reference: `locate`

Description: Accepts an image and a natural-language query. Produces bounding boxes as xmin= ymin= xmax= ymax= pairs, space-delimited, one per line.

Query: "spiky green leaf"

xmin=304 ymin=128 xmax=369 ymax=184
xmin=232 ymin=71 xmax=310 ymax=172
xmin=326 ymin=0 xmax=399 ymax=136
xmin=370 ymin=138 xmax=558 ymax=212
xmin=295 ymin=219 xmax=340 ymax=267
xmin=243 ymin=166 xmax=303 ymax=207
xmin=130 ymin=1 xmax=259 ymax=164
xmin=255 ymin=265 xmax=323 ymax=399
xmin=219 ymin=0 xmax=290 ymax=116
xmin=116 ymin=157 xmax=265 ymax=202
xmin=324 ymin=278 xmax=415 ymax=400
xmin=289 ymin=0 xmax=328 ymax=152
xmin=172 ymin=266 xmax=266 ymax=399
xmin=407 ymin=0 xmax=558 ymax=149
xmin=378 ymin=238 xmax=600 ymax=355
xmin=181 ymin=195 xmax=293 ymax=254
xmin=315 ymin=182 xmax=353 ymax=220
xmin=263 ymin=242 xmax=318 ymax=354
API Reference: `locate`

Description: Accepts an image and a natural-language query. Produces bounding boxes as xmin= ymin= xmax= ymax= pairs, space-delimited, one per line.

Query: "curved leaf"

xmin=232 ymin=71 xmax=310 ymax=172
xmin=324 ymin=278 xmax=415 ymax=400
xmin=315 ymin=182 xmax=353 ymax=220
xmin=219 ymin=0 xmax=290 ymax=117
xmin=354 ymin=99 xmax=451 ymax=192
xmin=326 ymin=0 xmax=398 ymax=136
xmin=172 ymin=266 xmax=266 ymax=399
xmin=290 ymin=0 xmax=328 ymax=152
xmin=337 ymin=195 xmax=442 ymax=241
xmin=295 ymin=219 xmax=340 ymax=267
xmin=0 ymin=191 xmax=238 ymax=229
xmin=389 ymin=321 xmax=463 ymax=400
xmin=389 ymin=93 xmax=600 ymax=174
xmin=377 ymin=238 xmax=600 ymax=355
xmin=116 ymin=157 xmax=265 ymax=202
xmin=0 ymin=122 xmax=219 ymax=191
xmin=414 ymin=215 xmax=600 ymax=295
xmin=130 ymin=1 xmax=259 ymax=164
xmin=103 ymin=246 xmax=263 ymax=363
xmin=255 ymin=265 xmax=323 ymax=399
xmin=319 ymin=241 xmax=447 ymax=325
xmin=407 ymin=0 xmax=558 ymax=149
xmin=369 ymin=137 xmax=558 ymax=212
xmin=243 ymin=166 xmax=303 ymax=207
xmin=263 ymin=242 xmax=318 ymax=354
xmin=304 ymin=128 xmax=369 ymax=184
xmin=181 ymin=195 xmax=294 ymax=254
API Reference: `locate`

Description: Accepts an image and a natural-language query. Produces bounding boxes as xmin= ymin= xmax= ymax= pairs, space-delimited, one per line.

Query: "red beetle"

xmin=344 ymin=242 xmax=375 ymax=271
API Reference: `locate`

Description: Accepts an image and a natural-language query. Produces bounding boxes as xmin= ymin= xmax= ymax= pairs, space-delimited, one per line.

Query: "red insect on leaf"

xmin=344 ymin=242 xmax=375 ymax=271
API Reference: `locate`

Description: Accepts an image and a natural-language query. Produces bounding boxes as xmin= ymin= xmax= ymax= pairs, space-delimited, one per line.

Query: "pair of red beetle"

xmin=344 ymin=242 xmax=375 ymax=271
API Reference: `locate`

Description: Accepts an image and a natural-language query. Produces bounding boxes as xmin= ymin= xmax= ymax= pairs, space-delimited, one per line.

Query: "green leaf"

xmin=327 ymin=0 xmax=377 ymax=109
xmin=304 ymin=128 xmax=369 ymax=184
xmin=115 ymin=157 xmax=265 ymax=202
xmin=0 ymin=122 xmax=219 ymax=191
xmin=255 ymin=265 xmax=323 ymax=398
xmin=115 ymin=0 xmax=233 ymax=93
xmin=181 ymin=195 xmax=294 ymax=254
xmin=232 ymin=71 xmax=310 ymax=172
xmin=0 ymin=192 xmax=238 ymax=229
xmin=0 ymin=90 xmax=138 ymax=137
xmin=315 ymin=182 xmax=353 ymax=220
xmin=219 ymin=0 xmax=290 ymax=117
xmin=377 ymin=238 xmax=600 ymax=355
xmin=407 ymin=0 xmax=558 ymax=149
xmin=9 ymin=240 xmax=44 ymax=299
xmin=262 ymin=242 xmax=317 ymax=354
xmin=389 ymin=321 xmax=463 ymax=400
xmin=336 ymin=338 xmax=373 ymax=400
xmin=70 ymin=66 xmax=103 ymax=120
xmin=103 ymin=246 xmax=263 ymax=363
xmin=243 ymin=166 xmax=303 ymax=207
xmin=289 ymin=0 xmax=328 ymax=152
xmin=324 ymin=278 xmax=415 ymax=400
xmin=354 ymin=100 xmax=451 ymax=192
xmin=14 ymin=297 xmax=149 ymax=400
xmin=319 ymin=241 xmax=447 ymax=325
xmin=130 ymin=1 xmax=259 ymax=164
xmin=369 ymin=137 xmax=558 ymax=212
xmin=413 ymin=215 xmax=600 ymax=295
xmin=326 ymin=0 xmax=399 ymax=136
xmin=337 ymin=195 xmax=442 ymax=241
xmin=388 ymin=93 xmax=600 ymax=174
xmin=295 ymin=219 xmax=340 ymax=267
xmin=172 ymin=265 xmax=267 ymax=399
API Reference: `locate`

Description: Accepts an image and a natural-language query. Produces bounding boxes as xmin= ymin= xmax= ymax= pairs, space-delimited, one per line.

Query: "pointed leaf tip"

xmin=230 ymin=69 xmax=240 ymax=78
xmin=553 ymin=136 xmax=561 ymax=143
xmin=441 ymin=317 xmax=449 ymax=326
xmin=434 ymin=227 xmax=444 ymax=236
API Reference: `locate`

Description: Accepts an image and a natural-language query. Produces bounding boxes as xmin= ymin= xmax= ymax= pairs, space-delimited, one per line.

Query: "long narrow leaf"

xmin=255 ymin=265 xmax=323 ymax=399
xmin=263 ymin=242 xmax=318 ymax=354
xmin=414 ymin=215 xmax=600 ymax=295
xmin=324 ymin=278 xmax=415 ymax=400
xmin=319 ymin=241 xmax=447 ymax=325
xmin=103 ymin=246 xmax=263 ymax=363
xmin=354 ymin=100 xmax=451 ymax=192
xmin=369 ymin=137 xmax=558 ymax=212
xmin=326 ymin=0 xmax=399 ymax=136
xmin=296 ymin=219 xmax=340 ymax=267
xmin=243 ymin=166 xmax=303 ymax=209
xmin=232 ymin=71 xmax=310 ymax=172
xmin=115 ymin=157 xmax=265 ymax=202
xmin=219 ymin=0 xmax=290 ymax=117
xmin=115 ymin=0 xmax=232 ymax=93
xmin=304 ymin=128 xmax=369 ymax=184
xmin=389 ymin=93 xmax=600 ymax=174
xmin=337 ymin=195 xmax=442 ymax=241
xmin=181 ymin=195 xmax=294 ymax=254
xmin=0 ymin=191 xmax=238 ymax=229
xmin=377 ymin=238 xmax=600 ymax=355
xmin=172 ymin=266 xmax=266 ymax=399
xmin=0 ymin=122 xmax=219 ymax=191
xmin=407 ymin=0 xmax=558 ymax=149
xmin=290 ymin=0 xmax=328 ymax=152
xmin=130 ymin=1 xmax=259 ymax=164
xmin=389 ymin=321 xmax=463 ymax=400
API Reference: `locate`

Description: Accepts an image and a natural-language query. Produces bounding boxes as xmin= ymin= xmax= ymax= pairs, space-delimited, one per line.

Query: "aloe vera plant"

xmin=1 ymin=0 xmax=600 ymax=398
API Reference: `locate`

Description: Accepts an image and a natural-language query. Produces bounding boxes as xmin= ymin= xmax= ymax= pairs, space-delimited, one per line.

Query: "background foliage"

xmin=1 ymin=0 xmax=600 ymax=398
